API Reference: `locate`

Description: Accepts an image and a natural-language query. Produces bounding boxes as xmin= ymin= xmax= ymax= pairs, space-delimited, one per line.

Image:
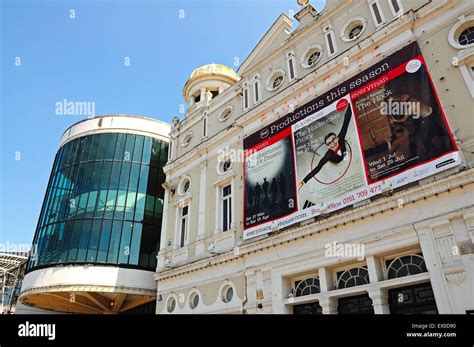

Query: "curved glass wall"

xmin=27 ymin=132 xmax=168 ymax=272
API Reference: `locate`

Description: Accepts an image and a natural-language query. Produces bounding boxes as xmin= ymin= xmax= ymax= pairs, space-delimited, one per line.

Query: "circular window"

xmin=219 ymin=107 xmax=233 ymax=122
xmin=459 ymin=26 xmax=474 ymax=46
xmin=341 ymin=18 xmax=366 ymax=42
xmin=272 ymin=75 xmax=283 ymax=89
xmin=167 ymin=297 xmax=176 ymax=313
xmin=181 ymin=132 xmax=193 ymax=147
xmin=348 ymin=24 xmax=363 ymax=40
xmin=448 ymin=17 xmax=474 ymax=49
xmin=189 ymin=293 xmax=199 ymax=309
xmin=307 ymin=51 xmax=321 ymax=66
xmin=222 ymin=286 xmax=234 ymax=303
xmin=217 ymin=158 xmax=232 ymax=175
xmin=266 ymin=70 xmax=285 ymax=91
xmin=179 ymin=177 xmax=191 ymax=195
xmin=301 ymin=45 xmax=323 ymax=69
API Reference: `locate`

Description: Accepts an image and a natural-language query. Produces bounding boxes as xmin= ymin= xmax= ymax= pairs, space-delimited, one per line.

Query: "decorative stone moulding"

xmin=444 ymin=270 xmax=467 ymax=286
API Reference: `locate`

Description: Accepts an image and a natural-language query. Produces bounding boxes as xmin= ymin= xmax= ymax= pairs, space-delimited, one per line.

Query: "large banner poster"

xmin=243 ymin=42 xmax=460 ymax=240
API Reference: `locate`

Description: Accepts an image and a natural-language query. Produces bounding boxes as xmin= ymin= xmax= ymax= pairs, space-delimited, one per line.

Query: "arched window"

xmin=294 ymin=277 xmax=320 ymax=297
xmin=386 ymin=254 xmax=427 ymax=279
xmin=336 ymin=267 xmax=370 ymax=289
xmin=459 ymin=26 xmax=474 ymax=46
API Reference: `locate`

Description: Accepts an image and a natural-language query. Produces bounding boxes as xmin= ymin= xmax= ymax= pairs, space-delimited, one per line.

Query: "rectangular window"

xmin=180 ymin=206 xmax=188 ymax=247
xmin=254 ymin=82 xmax=260 ymax=103
xmin=202 ymin=117 xmax=207 ymax=138
xmin=243 ymin=88 xmax=249 ymax=110
xmin=222 ymin=185 xmax=232 ymax=232
xmin=326 ymin=32 xmax=335 ymax=55
xmin=288 ymin=58 xmax=295 ymax=80
xmin=370 ymin=1 xmax=384 ymax=26
xmin=168 ymin=141 xmax=172 ymax=160
xmin=391 ymin=0 xmax=400 ymax=13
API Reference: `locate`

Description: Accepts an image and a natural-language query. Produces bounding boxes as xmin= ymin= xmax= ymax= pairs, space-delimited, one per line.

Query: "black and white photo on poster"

xmin=244 ymin=130 xmax=297 ymax=229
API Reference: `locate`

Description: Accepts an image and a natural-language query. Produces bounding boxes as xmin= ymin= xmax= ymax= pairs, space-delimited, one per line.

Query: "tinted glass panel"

xmin=28 ymin=133 xmax=168 ymax=272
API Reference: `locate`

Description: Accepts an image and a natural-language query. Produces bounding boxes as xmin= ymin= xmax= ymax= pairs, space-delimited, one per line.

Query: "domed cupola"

xmin=182 ymin=63 xmax=240 ymax=107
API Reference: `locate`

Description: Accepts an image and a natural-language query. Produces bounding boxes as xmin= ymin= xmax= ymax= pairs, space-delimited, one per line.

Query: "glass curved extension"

xmin=28 ymin=132 xmax=168 ymax=272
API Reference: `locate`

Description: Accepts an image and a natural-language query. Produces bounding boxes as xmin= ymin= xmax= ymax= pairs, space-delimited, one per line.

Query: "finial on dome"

xmin=297 ymin=0 xmax=309 ymax=7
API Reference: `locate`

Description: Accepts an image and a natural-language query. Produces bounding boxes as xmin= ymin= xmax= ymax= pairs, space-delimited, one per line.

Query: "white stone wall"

xmin=156 ymin=0 xmax=474 ymax=314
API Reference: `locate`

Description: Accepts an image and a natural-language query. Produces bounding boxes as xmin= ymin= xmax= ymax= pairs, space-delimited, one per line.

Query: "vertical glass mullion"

xmin=39 ymin=161 xmax=64 ymax=227
xmin=85 ymin=160 xmax=103 ymax=218
xmin=68 ymin=163 xmax=83 ymax=219
xmin=129 ymin=223 xmax=142 ymax=265
xmin=69 ymin=163 xmax=86 ymax=219
xmin=54 ymin=144 xmax=66 ymax=172
xmin=32 ymin=148 xmax=58 ymax=267
xmin=94 ymin=133 xmax=118 ymax=263
xmin=35 ymin=150 xmax=60 ymax=237
xmin=87 ymin=134 xmax=101 ymax=162
xmin=95 ymin=161 xmax=112 ymax=219
xmin=118 ymin=221 xmax=133 ymax=264
xmin=58 ymin=219 xmax=75 ymax=263
xmin=77 ymin=162 xmax=92 ymax=219
xmin=103 ymin=134 xmax=120 ymax=219
xmin=86 ymin=219 xmax=103 ymax=263
xmin=64 ymin=163 xmax=79 ymax=219
xmin=121 ymin=135 xmax=136 ymax=221
xmin=66 ymin=138 xmax=79 ymax=167
xmin=35 ymin=225 xmax=50 ymax=266
xmin=111 ymin=136 xmax=135 ymax=264
xmin=104 ymin=161 xmax=122 ymax=219
xmin=37 ymin=171 xmax=57 ymax=231
xmin=77 ymin=219 xmax=92 ymax=262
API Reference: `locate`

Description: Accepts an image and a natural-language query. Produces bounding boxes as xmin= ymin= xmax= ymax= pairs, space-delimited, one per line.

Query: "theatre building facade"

xmin=155 ymin=0 xmax=474 ymax=314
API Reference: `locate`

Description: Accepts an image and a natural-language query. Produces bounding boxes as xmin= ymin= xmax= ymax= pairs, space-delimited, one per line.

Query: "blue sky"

xmin=0 ymin=0 xmax=325 ymax=246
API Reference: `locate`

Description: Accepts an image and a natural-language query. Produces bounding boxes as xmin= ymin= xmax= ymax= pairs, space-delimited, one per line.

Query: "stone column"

xmin=159 ymin=188 xmax=170 ymax=252
xmin=368 ymin=288 xmax=390 ymax=314
xmin=197 ymin=160 xmax=207 ymax=240
xmin=318 ymin=267 xmax=334 ymax=292
xmin=319 ymin=297 xmax=338 ymax=314
xmin=367 ymin=255 xmax=384 ymax=283
xmin=416 ymin=224 xmax=454 ymax=313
